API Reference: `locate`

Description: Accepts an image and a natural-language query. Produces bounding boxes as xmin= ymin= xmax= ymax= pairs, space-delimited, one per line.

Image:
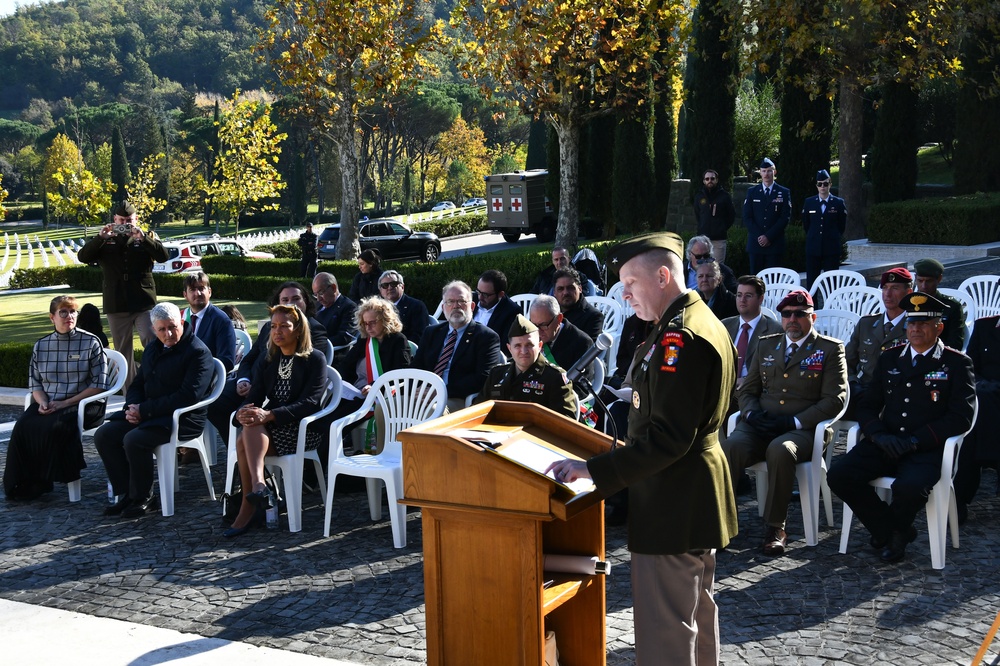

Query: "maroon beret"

xmin=776 ymin=289 xmax=814 ymax=311
xmin=880 ymin=267 xmax=913 ymax=287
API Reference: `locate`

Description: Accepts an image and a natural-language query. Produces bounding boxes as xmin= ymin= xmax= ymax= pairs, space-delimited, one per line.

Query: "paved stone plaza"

xmin=0 ymin=428 xmax=997 ymax=665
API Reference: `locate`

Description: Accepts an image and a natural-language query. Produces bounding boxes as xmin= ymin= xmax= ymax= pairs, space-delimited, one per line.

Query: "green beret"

xmin=112 ymin=201 xmax=137 ymax=216
xmin=901 ymin=291 xmax=945 ymax=319
xmin=508 ymin=314 xmax=538 ymax=339
xmin=913 ymin=258 xmax=944 ymax=278
xmin=606 ymin=232 xmax=684 ymax=276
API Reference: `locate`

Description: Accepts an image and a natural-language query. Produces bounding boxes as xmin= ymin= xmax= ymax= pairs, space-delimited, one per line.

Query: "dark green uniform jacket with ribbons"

xmin=77 ymin=233 xmax=168 ymax=315
xmin=476 ymin=355 xmax=576 ymax=420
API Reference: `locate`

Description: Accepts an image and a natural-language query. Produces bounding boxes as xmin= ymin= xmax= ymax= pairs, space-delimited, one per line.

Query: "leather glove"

xmin=871 ymin=433 xmax=913 ymax=461
xmin=772 ymin=414 xmax=796 ymax=433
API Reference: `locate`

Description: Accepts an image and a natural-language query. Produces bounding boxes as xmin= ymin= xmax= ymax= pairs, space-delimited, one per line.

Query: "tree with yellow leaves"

xmin=44 ymin=133 xmax=113 ymax=228
xmin=127 ymin=153 xmax=168 ymax=224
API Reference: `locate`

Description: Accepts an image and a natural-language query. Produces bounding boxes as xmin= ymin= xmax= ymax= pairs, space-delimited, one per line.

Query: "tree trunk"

xmin=839 ymin=77 xmax=865 ymax=240
xmin=335 ymin=88 xmax=362 ymax=260
xmin=553 ymin=117 xmax=580 ymax=251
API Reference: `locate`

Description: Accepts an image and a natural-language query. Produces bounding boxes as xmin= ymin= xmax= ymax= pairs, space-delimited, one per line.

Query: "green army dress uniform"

xmin=477 ymin=355 xmax=577 ymax=419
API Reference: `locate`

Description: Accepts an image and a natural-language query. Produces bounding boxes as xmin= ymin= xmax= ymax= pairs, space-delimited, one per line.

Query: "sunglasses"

xmin=692 ymin=252 xmax=712 ymax=260
xmin=817 ymin=181 xmax=831 ymax=187
xmin=379 ymin=281 xmax=401 ymax=289
xmin=780 ymin=310 xmax=813 ymax=319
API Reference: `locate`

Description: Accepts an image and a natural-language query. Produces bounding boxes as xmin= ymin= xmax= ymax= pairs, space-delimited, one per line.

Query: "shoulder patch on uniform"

xmin=660 ymin=331 xmax=684 ymax=372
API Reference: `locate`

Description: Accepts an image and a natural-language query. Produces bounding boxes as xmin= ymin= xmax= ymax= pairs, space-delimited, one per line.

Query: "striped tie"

xmin=434 ymin=330 xmax=457 ymax=377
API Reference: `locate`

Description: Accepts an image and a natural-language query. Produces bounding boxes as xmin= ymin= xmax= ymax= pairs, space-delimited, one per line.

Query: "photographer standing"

xmin=78 ymin=201 xmax=169 ymax=390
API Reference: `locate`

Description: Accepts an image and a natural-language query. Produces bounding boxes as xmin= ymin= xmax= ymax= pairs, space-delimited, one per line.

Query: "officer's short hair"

xmin=530 ymin=294 xmax=560 ymax=318
xmin=737 ymin=275 xmax=766 ymax=297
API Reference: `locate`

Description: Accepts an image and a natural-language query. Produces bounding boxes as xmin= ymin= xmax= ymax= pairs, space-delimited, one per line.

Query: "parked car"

xmin=316 ymin=219 xmax=441 ymax=262
xmin=153 ymin=237 xmax=274 ymax=274
xmin=431 ymin=201 xmax=456 ymax=212
xmin=186 ymin=235 xmax=275 ymax=260
xmin=462 ymin=197 xmax=486 ymax=208
xmin=153 ymin=242 xmax=203 ymax=274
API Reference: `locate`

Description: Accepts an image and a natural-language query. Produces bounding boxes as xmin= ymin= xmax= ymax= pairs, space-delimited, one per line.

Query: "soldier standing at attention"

xmin=742 ymin=157 xmax=791 ymax=274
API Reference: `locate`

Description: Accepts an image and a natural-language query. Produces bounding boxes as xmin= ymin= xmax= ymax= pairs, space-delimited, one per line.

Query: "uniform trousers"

xmin=632 ymin=550 xmax=718 ymax=666
xmin=107 ymin=309 xmax=154 ymax=391
xmin=747 ymin=253 xmax=781 ymax=275
xmin=722 ymin=423 xmax=814 ymax=527
xmin=94 ymin=419 xmax=171 ymax=501
xmin=806 ymin=254 xmax=841 ymax=301
xmin=827 ymin=438 xmax=942 ymax=539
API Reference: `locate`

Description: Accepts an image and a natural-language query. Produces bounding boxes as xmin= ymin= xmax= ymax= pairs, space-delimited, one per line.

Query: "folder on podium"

xmin=399 ymin=400 xmax=614 ymax=666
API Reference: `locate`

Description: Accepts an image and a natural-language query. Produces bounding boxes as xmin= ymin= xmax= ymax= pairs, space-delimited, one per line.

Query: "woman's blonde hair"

xmin=354 ymin=296 xmax=403 ymax=338
xmin=267 ymin=304 xmax=313 ymax=360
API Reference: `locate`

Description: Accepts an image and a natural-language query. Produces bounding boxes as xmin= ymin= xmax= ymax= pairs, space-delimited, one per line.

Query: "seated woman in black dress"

xmin=4 ymin=296 xmax=109 ymax=500
xmin=348 ymin=249 xmax=382 ymax=303
xmin=225 ymin=304 xmax=327 ymax=537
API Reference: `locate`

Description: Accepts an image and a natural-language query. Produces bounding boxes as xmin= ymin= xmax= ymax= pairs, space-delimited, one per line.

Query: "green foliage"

xmin=779 ymin=74 xmax=833 ymax=221
xmin=111 ymin=126 xmax=131 ymax=201
xmin=612 ymin=115 xmax=656 ymax=234
xmin=953 ymin=18 xmax=1000 ymax=195
xmin=870 ymin=82 xmax=920 ymax=203
xmin=723 ymin=224 xmax=808 ymax=277
xmin=868 ymin=193 xmax=1000 ymax=244
xmin=0 ymin=342 xmax=33 ymax=388
xmin=409 ymin=213 xmax=486 ymax=237
xmin=253 ymin=240 xmax=299 ymax=259
xmin=733 ymin=81 xmax=781 ymax=180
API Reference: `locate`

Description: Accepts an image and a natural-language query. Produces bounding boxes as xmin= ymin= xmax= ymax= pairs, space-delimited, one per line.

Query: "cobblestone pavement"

xmin=0 ymin=430 xmax=998 ymax=665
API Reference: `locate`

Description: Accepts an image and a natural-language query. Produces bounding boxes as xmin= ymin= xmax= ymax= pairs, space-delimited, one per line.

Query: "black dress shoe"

xmin=762 ymin=526 xmax=787 ymax=556
xmin=103 ymin=494 xmax=132 ymax=516
xmin=880 ymin=526 xmax=918 ymax=563
xmin=121 ymin=494 xmax=157 ymax=519
xmin=869 ymin=531 xmax=890 ymax=550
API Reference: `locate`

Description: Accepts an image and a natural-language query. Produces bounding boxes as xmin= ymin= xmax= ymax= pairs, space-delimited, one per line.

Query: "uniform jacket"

xmin=394 ymin=293 xmax=430 ymax=344
xmin=738 ymin=329 xmax=848 ymax=430
xmin=801 ymin=194 xmax=848 ymax=256
xmin=587 ymin=290 xmax=738 ymax=554
xmin=562 ymin=295 xmax=604 ymax=341
xmin=77 ymin=233 xmax=169 ymax=314
xmin=845 ymin=313 xmax=906 ymax=387
xmin=348 ymin=271 xmax=380 ymax=303
xmin=742 ymin=182 xmax=792 ymax=257
xmin=337 ymin=332 xmax=412 ymax=387
xmin=857 ymin=340 xmax=975 ymax=450
xmin=414 ymin=321 xmax=503 ymax=399
xmin=239 ymin=317 xmax=329 ymax=383
xmin=480 ymin=295 xmax=520 ymax=348
xmin=968 ymin=316 xmax=1000 ymax=382
xmin=297 ymin=231 xmax=318 ymax=259
xmin=476 ymin=355 xmax=577 ymax=419
xmin=722 ymin=313 xmax=782 ymax=378
xmin=316 ymin=295 xmax=358 ymax=347
xmin=693 ymin=186 xmax=736 ymax=241
xmin=239 ymin=348 xmax=327 ymax=428
xmin=187 ymin=303 xmax=237 ymax=372
xmin=936 ymin=290 xmax=967 ymax=351
xmin=111 ymin=323 xmax=214 ymax=439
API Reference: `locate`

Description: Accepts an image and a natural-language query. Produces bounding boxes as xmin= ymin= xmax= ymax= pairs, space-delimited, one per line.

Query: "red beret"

xmin=880 ymin=267 xmax=913 ymax=287
xmin=776 ymin=289 xmax=814 ymax=311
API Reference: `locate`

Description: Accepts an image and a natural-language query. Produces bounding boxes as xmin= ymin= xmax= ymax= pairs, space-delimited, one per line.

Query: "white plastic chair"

xmin=21 ymin=349 xmax=127 ymax=502
xmin=838 ymin=398 xmax=978 ymax=570
xmin=762 ymin=284 xmax=795 ymax=314
xmin=588 ymin=296 xmax=625 ymax=338
xmin=809 ymin=270 xmax=866 ymax=307
xmin=233 ymin=329 xmax=252 ymax=369
xmin=812 ymin=309 xmax=861 ymax=343
xmin=510 ymin=293 xmax=538 ymax=315
xmin=757 ymin=267 xmax=801 ymax=290
xmin=262 ymin=366 xmax=342 ymax=532
xmin=153 ymin=359 xmax=226 ymax=516
xmin=323 ymin=369 xmax=448 ymax=548
xmin=959 ymin=276 xmax=1000 ymax=319
xmin=761 ymin=306 xmax=778 ymax=321
xmin=727 ymin=384 xmax=850 ymax=546
xmin=938 ymin=287 xmax=976 ymax=348
xmin=323 ymin=339 xmax=335 ymax=365
xmin=606 ymin=281 xmax=625 ymax=309
xmin=823 ymin=286 xmax=884 ymax=317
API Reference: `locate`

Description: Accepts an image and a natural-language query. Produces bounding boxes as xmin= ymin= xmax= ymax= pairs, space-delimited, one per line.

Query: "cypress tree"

xmin=111 ymin=125 xmax=130 ymax=202
xmin=870 ymin=81 xmax=919 ymax=203
xmin=612 ymin=113 xmax=655 ymax=235
xmin=953 ymin=27 xmax=1000 ymax=194
xmin=580 ymin=114 xmax=615 ymax=234
xmin=525 ymin=119 xmax=548 ymax=170
xmin=778 ymin=78 xmax=833 ymax=219
xmin=653 ymin=78 xmax=677 ymax=228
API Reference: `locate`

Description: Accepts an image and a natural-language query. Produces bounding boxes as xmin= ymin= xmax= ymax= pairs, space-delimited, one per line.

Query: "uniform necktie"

xmin=821 ymin=200 xmax=827 ymax=213
xmin=736 ymin=323 xmax=750 ymax=375
xmin=785 ymin=342 xmax=798 ymax=364
xmin=434 ymin=330 xmax=457 ymax=377
xmin=764 ymin=187 xmax=771 ymax=197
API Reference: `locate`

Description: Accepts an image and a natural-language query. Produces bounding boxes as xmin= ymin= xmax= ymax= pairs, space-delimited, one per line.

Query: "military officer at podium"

xmin=547 ymin=232 xmax=737 ymax=666
xmin=476 ymin=315 xmax=577 ymax=419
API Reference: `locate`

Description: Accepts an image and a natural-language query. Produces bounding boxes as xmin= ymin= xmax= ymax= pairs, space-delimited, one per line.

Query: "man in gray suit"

xmin=723 ymin=275 xmax=783 ymax=390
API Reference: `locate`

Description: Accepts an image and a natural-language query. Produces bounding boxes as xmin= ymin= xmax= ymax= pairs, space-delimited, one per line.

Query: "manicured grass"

xmin=830 ymin=143 xmax=953 ymax=187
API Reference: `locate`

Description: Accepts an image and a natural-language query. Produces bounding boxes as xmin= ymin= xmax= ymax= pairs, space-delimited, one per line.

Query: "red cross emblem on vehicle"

xmin=492 ymin=197 xmax=503 ymax=211
xmin=511 ymin=197 xmax=522 ymax=212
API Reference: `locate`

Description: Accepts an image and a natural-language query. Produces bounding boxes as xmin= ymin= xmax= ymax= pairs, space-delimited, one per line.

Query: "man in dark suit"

xmin=414 ymin=280 xmax=504 ymax=411
xmin=297 ymin=222 xmax=318 ymax=278
xmin=802 ymin=169 xmax=848 ymax=289
xmin=378 ymin=269 xmax=429 ymax=344
xmin=723 ymin=289 xmax=848 ymax=556
xmin=95 ymin=302 xmax=214 ymax=520
xmin=474 ymin=269 xmax=520 ymax=347
xmin=829 ymin=292 xmax=976 ymax=562
xmin=722 ymin=275 xmax=782 ymax=390
xmin=742 ymin=157 xmax=791 ymax=274
xmin=312 ymin=272 xmax=357 ymax=348
xmin=553 ymin=267 xmax=604 ymax=341
xmin=528 ymin=295 xmax=592 ymax=383
xmin=547 ymin=232 xmax=737 ymax=664
xmin=956 ymin=312 xmax=1000 ymax=520
xmin=180 ymin=271 xmax=236 ymax=372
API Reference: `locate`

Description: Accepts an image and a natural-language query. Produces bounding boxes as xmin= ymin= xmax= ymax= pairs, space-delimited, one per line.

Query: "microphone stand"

xmin=573 ymin=375 xmax=620 ymax=450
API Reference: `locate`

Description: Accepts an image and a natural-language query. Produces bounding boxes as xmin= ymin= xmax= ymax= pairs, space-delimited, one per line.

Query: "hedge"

xmin=868 ymin=192 xmax=1000 ymax=244
xmin=0 ymin=343 xmax=33 ymax=388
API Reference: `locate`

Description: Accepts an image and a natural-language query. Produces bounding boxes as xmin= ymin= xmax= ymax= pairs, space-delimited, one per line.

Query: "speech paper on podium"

xmin=493 ymin=438 xmax=596 ymax=494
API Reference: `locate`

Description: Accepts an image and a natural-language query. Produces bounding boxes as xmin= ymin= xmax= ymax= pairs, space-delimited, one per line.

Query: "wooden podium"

xmin=399 ymin=400 xmax=613 ymax=666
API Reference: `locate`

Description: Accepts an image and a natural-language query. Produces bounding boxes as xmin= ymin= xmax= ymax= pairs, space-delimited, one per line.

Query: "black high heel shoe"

xmin=222 ymin=506 xmax=265 ymax=538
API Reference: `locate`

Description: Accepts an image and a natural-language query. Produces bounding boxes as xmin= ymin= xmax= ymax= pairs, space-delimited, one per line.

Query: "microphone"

xmin=566 ymin=332 xmax=613 ymax=382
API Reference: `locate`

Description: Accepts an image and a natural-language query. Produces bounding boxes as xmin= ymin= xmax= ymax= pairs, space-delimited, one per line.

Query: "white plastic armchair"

xmin=812 ymin=309 xmax=861 ymax=343
xmin=757 ymin=267 xmax=801 ymax=290
xmin=22 ymin=348 xmax=127 ymax=502
xmin=808 ymin=270 xmax=866 ymax=307
xmin=510 ymin=293 xmax=538 ymax=315
xmin=959 ymin=276 xmax=1000 ymax=319
xmin=823 ymin=286 xmax=884 ymax=317
xmin=762 ymin=284 xmax=795 ymax=314
xmin=323 ymin=369 xmax=447 ymax=548
xmin=153 ymin=358 xmax=227 ymax=517
xmin=606 ymin=281 xmax=625 ymax=309
xmin=838 ymin=398 xmax=978 ymax=569
xmin=233 ymin=329 xmax=252 ymax=370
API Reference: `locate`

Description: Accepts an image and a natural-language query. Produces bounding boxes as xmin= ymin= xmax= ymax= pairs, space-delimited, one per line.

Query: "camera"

xmin=114 ymin=223 xmax=133 ymax=236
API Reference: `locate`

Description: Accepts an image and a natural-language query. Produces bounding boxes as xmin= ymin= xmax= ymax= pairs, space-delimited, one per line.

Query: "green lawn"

xmin=829 ymin=143 xmax=953 ymax=186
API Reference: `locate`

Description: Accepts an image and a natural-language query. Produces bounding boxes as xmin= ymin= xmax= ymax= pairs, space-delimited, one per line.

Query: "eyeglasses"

xmin=477 ymin=290 xmax=496 ymax=298
xmin=362 ymin=319 xmax=381 ymax=328
xmin=56 ymin=310 xmax=79 ymax=318
xmin=780 ymin=310 xmax=813 ymax=319
xmin=444 ymin=299 xmax=469 ymax=308
xmin=313 ymin=285 xmax=332 ymax=298
xmin=379 ymin=281 xmax=401 ymax=289
xmin=817 ymin=181 xmax=831 ymax=187
xmin=531 ymin=316 xmax=556 ymax=329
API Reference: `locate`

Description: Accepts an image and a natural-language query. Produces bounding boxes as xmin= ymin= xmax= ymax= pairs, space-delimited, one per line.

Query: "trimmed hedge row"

xmin=868 ymin=192 xmax=1000 ymax=244
xmin=0 ymin=343 xmax=32 ymax=389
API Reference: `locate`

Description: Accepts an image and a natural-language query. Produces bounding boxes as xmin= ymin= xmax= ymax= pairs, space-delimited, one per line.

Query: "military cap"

xmin=880 ymin=266 xmax=913 ymax=287
xmin=605 ymin=232 xmax=684 ymax=276
xmin=508 ymin=314 xmax=538 ymax=339
xmin=112 ymin=201 xmax=137 ymax=216
xmin=913 ymin=258 xmax=945 ymax=278
xmin=901 ymin=291 xmax=945 ymax=320
xmin=775 ymin=289 xmax=814 ymax=311
xmin=816 ymin=169 xmax=831 ymax=181
xmin=758 ymin=157 xmax=776 ymax=169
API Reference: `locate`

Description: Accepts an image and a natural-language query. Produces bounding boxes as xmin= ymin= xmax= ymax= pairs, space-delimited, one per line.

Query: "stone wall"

xmin=665 ymin=179 xmax=753 ymax=234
